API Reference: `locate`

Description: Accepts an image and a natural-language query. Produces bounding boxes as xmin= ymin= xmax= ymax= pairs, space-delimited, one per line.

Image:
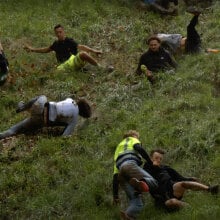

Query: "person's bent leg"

xmin=186 ymin=15 xmax=201 ymax=53
xmin=0 ymin=118 xmax=36 ymax=139
xmin=173 ymin=181 xmax=209 ymax=198
xmin=79 ymin=52 xmax=99 ymax=66
xmin=16 ymin=96 xmax=40 ymax=113
xmin=165 ymin=198 xmax=188 ymax=209
xmin=120 ymin=162 xmax=158 ymax=191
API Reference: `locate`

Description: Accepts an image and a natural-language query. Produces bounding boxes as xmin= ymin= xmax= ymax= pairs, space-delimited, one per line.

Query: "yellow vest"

xmin=113 ymin=137 xmax=141 ymax=174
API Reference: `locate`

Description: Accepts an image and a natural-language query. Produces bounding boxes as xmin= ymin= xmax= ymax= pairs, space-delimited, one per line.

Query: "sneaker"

xmin=106 ymin=65 xmax=114 ymax=73
xmin=16 ymin=101 xmax=25 ymax=113
xmin=208 ymin=185 xmax=219 ymax=195
xmin=129 ymin=178 xmax=149 ymax=192
xmin=16 ymin=97 xmax=38 ymax=113
xmin=120 ymin=211 xmax=134 ymax=220
xmin=186 ymin=6 xmax=202 ymax=15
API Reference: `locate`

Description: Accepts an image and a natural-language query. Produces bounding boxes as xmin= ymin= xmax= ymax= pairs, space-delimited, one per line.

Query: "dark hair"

xmin=150 ymin=149 xmax=165 ymax=157
xmin=77 ymin=99 xmax=92 ymax=118
xmin=54 ymin=24 xmax=64 ymax=30
xmin=146 ymin=36 xmax=161 ymax=45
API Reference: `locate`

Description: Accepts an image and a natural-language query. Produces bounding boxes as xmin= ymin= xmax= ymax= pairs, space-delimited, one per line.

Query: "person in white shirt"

xmin=0 ymin=95 xmax=91 ymax=139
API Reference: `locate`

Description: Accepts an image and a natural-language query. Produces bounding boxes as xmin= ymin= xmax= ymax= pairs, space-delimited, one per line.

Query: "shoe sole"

xmin=129 ymin=178 xmax=149 ymax=192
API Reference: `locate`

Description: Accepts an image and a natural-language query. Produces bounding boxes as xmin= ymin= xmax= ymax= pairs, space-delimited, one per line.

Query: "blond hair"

xmin=123 ymin=130 xmax=139 ymax=139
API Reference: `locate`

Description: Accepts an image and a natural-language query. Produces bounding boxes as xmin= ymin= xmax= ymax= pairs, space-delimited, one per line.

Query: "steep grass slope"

xmin=0 ymin=0 xmax=219 ymax=219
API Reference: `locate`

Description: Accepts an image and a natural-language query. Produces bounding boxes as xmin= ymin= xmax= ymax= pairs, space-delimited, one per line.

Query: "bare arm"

xmin=78 ymin=44 xmax=102 ymax=55
xmin=24 ymin=44 xmax=52 ymax=53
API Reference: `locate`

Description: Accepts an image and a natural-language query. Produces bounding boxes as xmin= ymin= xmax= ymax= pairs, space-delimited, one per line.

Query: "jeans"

xmin=119 ymin=161 xmax=158 ymax=218
xmin=0 ymin=96 xmax=47 ymax=139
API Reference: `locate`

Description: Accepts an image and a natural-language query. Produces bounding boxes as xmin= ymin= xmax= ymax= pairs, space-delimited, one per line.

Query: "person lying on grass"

xmin=0 ymin=95 xmax=91 ymax=139
xmin=143 ymin=149 xmax=219 ymax=210
xmin=156 ymin=7 xmax=218 ymax=55
xmin=136 ymin=36 xmax=177 ymax=84
xmin=24 ymin=24 xmax=102 ymax=72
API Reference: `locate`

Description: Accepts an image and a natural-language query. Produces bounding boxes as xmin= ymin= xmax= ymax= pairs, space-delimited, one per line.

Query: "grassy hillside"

xmin=0 ymin=0 xmax=219 ymax=219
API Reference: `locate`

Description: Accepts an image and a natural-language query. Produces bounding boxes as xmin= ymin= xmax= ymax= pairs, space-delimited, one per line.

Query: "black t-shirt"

xmin=50 ymin=37 xmax=78 ymax=63
xmin=136 ymin=47 xmax=177 ymax=74
xmin=144 ymin=163 xmax=193 ymax=203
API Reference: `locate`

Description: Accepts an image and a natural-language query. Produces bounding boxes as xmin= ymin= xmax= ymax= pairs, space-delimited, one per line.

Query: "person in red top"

xmin=24 ymin=24 xmax=102 ymax=71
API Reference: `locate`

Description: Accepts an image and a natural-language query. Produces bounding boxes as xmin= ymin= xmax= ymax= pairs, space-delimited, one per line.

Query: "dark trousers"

xmin=185 ymin=15 xmax=201 ymax=53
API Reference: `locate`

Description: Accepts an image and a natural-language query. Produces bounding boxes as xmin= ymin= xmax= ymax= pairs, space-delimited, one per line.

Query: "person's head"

xmin=77 ymin=99 xmax=92 ymax=118
xmin=54 ymin=24 xmax=65 ymax=41
xmin=123 ymin=130 xmax=139 ymax=139
xmin=147 ymin=36 xmax=161 ymax=52
xmin=150 ymin=149 xmax=165 ymax=166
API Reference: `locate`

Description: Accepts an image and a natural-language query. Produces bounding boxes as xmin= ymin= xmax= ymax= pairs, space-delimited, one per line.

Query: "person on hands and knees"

xmin=0 ymin=95 xmax=92 ymax=139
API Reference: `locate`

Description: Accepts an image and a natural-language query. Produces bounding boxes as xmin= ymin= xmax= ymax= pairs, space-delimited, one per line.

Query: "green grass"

xmin=0 ymin=0 xmax=220 ymax=219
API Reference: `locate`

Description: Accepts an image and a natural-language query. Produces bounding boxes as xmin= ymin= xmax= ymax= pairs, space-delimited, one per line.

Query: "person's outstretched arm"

xmin=24 ymin=44 xmax=52 ymax=53
xmin=78 ymin=44 xmax=102 ymax=55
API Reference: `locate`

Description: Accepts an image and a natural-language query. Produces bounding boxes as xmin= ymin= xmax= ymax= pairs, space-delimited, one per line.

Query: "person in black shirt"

xmin=136 ymin=36 xmax=177 ymax=84
xmin=0 ymin=41 xmax=9 ymax=85
xmin=24 ymin=24 xmax=102 ymax=71
xmin=143 ymin=149 xmax=219 ymax=210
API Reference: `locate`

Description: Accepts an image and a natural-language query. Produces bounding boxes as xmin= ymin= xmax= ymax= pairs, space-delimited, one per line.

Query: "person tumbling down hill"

xmin=0 ymin=95 xmax=92 ymax=139
xmin=156 ymin=7 xmax=219 ymax=55
xmin=136 ymin=36 xmax=177 ymax=84
xmin=0 ymin=41 xmax=9 ymax=85
xmin=113 ymin=130 xmax=158 ymax=220
xmin=24 ymin=24 xmax=102 ymax=72
xmin=138 ymin=0 xmax=178 ymax=15
xmin=143 ymin=149 xmax=219 ymax=210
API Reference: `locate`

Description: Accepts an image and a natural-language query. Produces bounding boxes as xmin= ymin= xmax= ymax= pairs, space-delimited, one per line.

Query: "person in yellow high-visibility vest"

xmin=113 ymin=130 xmax=158 ymax=220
